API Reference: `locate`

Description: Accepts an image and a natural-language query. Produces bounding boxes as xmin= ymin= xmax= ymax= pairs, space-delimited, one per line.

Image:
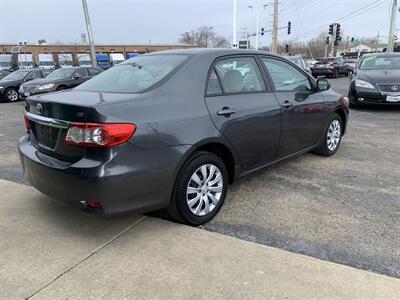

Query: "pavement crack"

xmin=24 ymin=215 xmax=147 ymax=300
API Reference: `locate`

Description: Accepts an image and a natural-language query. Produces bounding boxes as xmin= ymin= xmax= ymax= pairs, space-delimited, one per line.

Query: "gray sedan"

xmin=19 ymin=49 xmax=349 ymax=225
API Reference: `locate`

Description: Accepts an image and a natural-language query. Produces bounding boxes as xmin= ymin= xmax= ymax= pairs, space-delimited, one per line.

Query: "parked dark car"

xmin=19 ymin=67 xmax=102 ymax=100
xmin=349 ymin=53 xmax=400 ymax=107
xmin=286 ymin=56 xmax=311 ymax=73
xmin=311 ymin=57 xmax=350 ymax=78
xmin=19 ymin=49 xmax=349 ymax=225
xmin=0 ymin=69 xmax=11 ymax=80
xmin=0 ymin=69 xmax=47 ymax=102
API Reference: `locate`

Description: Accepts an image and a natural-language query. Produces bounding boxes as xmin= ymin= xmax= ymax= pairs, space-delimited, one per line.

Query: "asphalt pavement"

xmin=0 ymin=76 xmax=399 ymax=281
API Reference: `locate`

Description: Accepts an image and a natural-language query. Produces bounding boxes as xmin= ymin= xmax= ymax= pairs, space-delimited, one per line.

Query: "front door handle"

xmin=281 ymin=101 xmax=293 ymax=109
xmin=217 ymin=107 xmax=236 ymax=117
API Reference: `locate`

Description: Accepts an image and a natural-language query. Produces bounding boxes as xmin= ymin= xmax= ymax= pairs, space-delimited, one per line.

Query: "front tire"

xmin=313 ymin=114 xmax=343 ymax=156
xmin=168 ymin=151 xmax=228 ymax=226
xmin=5 ymin=87 xmax=19 ymax=102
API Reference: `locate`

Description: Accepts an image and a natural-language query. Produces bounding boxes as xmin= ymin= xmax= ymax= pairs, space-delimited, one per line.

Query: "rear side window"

xmin=214 ymin=57 xmax=265 ymax=93
xmin=262 ymin=58 xmax=311 ymax=92
xmin=206 ymin=69 xmax=222 ymax=96
xmin=88 ymin=68 xmax=101 ymax=76
xmin=76 ymin=54 xmax=188 ymax=93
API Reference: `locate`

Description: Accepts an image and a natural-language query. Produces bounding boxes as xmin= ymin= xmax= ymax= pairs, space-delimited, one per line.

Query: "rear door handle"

xmin=281 ymin=101 xmax=293 ymax=109
xmin=217 ymin=107 xmax=236 ymax=117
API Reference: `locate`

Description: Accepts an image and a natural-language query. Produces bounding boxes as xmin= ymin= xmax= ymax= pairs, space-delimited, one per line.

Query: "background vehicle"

xmin=0 ymin=70 xmax=10 ymax=80
xmin=127 ymin=52 xmax=140 ymax=59
xmin=345 ymin=58 xmax=358 ymax=74
xmin=349 ymin=53 xmax=400 ymax=107
xmin=77 ymin=53 xmax=92 ymax=66
xmin=0 ymin=69 xmax=47 ymax=102
xmin=110 ymin=53 xmax=125 ymax=66
xmin=20 ymin=49 xmax=348 ymax=226
xmin=38 ymin=54 xmax=55 ymax=69
xmin=58 ymin=53 xmax=74 ymax=68
xmin=96 ymin=53 xmax=110 ymax=69
xmin=0 ymin=54 xmax=13 ymax=70
xmin=18 ymin=54 xmax=34 ymax=69
xmin=312 ymin=57 xmax=350 ymax=78
xmin=19 ymin=66 xmax=102 ymax=99
xmin=285 ymin=56 xmax=311 ymax=73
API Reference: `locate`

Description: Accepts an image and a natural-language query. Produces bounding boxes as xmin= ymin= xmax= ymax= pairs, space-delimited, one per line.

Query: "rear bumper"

xmin=19 ymin=134 xmax=187 ymax=215
xmin=311 ymin=68 xmax=333 ymax=76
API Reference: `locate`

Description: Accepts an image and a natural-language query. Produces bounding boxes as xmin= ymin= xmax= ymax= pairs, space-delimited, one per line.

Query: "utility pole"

xmin=271 ymin=0 xmax=279 ymax=53
xmin=387 ymin=0 xmax=397 ymax=52
xmin=375 ymin=31 xmax=380 ymax=51
xmin=248 ymin=4 xmax=267 ymax=51
xmin=82 ymin=0 xmax=97 ymax=67
xmin=233 ymin=0 xmax=238 ymax=48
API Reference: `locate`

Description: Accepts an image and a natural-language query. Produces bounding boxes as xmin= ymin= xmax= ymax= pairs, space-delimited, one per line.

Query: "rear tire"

xmin=167 ymin=151 xmax=228 ymax=226
xmin=5 ymin=87 xmax=19 ymax=102
xmin=312 ymin=114 xmax=343 ymax=156
xmin=56 ymin=86 xmax=67 ymax=91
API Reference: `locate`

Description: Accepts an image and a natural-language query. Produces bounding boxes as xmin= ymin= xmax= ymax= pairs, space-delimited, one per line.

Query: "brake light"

xmin=24 ymin=115 xmax=30 ymax=131
xmin=65 ymin=123 xmax=136 ymax=148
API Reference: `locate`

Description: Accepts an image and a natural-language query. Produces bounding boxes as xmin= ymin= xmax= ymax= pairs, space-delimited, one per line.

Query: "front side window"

xmin=88 ymin=68 xmax=101 ymax=76
xmin=76 ymin=54 xmax=188 ymax=93
xmin=262 ymin=58 xmax=311 ymax=92
xmin=214 ymin=57 xmax=265 ymax=93
xmin=47 ymin=68 xmax=75 ymax=80
xmin=74 ymin=68 xmax=88 ymax=78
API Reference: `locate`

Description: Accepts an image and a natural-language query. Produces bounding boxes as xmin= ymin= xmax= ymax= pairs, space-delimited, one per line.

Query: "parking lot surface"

xmin=1 ymin=77 xmax=399 ymax=280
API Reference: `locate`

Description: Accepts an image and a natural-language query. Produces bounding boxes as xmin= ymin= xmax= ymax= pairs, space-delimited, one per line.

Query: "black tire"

xmin=56 ymin=86 xmax=67 ymax=91
xmin=4 ymin=87 xmax=19 ymax=102
xmin=312 ymin=114 xmax=343 ymax=156
xmin=167 ymin=151 xmax=228 ymax=226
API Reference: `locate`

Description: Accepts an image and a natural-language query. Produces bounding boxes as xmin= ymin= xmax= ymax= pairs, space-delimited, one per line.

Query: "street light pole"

xmin=233 ymin=0 xmax=237 ymax=48
xmin=82 ymin=0 xmax=97 ymax=67
xmin=249 ymin=4 xmax=267 ymax=51
xmin=387 ymin=0 xmax=398 ymax=52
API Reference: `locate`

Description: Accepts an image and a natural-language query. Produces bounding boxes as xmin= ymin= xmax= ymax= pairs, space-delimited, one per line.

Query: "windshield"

xmin=47 ymin=68 xmax=75 ymax=79
xmin=359 ymin=55 xmax=400 ymax=70
xmin=76 ymin=54 xmax=188 ymax=93
xmin=2 ymin=70 xmax=30 ymax=81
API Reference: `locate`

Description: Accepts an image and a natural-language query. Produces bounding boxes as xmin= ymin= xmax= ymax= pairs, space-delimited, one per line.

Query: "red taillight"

xmin=65 ymin=123 xmax=136 ymax=148
xmin=86 ymin=201 xmax=103 ymax=209
xmin=24 ymin=115 xmax=30 ymax=131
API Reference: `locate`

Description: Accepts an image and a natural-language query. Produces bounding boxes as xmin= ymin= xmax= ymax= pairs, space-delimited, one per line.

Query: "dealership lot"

xmin=0 ymin=76 xmax=399 ymax=295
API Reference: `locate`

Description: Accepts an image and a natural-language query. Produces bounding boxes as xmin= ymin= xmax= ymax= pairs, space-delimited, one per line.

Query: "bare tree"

xmin=179 ymin=26 xmax=229 ymax=48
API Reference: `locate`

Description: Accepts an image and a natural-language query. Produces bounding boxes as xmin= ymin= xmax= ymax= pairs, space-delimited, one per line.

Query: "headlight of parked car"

xmin=38 ymin=83 xmax=55 ymax=90
xmin=355 ymin=79 xmax=375 ymax=89
xmin=0 ymin=86 xmax=4 ymax=90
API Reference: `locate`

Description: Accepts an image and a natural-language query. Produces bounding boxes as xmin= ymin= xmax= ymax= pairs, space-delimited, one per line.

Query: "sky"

xmin=0 ymin=0 xmax=394 ymax=47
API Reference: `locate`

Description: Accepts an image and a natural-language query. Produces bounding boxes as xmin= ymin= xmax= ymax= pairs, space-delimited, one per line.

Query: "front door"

xmin=261 ymin=56 xmax=327 ymax=157
xmin=205 ymin=56 xmax=281 ymax=171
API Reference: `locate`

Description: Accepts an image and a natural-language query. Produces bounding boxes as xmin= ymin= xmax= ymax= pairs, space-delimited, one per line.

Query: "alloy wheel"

xmin=7 ymin=89 xmax=18 ymax=102
xmin=327 ymin=120 xmax=341 ymax=151
xmin=186 ymin=164 xmax=223 ymax=216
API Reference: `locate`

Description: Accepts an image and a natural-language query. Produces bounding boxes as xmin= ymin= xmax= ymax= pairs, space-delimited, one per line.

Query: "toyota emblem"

xmin=36 ymin=103 xmax=43 ymax=115
xmin=390 ymin=85 xmax=399 ymax=91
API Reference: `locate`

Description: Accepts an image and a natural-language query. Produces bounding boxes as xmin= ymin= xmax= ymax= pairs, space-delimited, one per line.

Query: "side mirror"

xmin=316 ymin=79 xmax=330 ymax=91
xmin=73 ymin=74 xmax=82 ymax=80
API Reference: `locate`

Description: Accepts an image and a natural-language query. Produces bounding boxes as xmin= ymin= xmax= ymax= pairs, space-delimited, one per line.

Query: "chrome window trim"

xmin=24 ymin=111 xmax=70 ymax=129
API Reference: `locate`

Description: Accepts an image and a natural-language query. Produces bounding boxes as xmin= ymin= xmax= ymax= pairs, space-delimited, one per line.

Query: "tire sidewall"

xmin=174 ymin=152 xmax=228 ymax=226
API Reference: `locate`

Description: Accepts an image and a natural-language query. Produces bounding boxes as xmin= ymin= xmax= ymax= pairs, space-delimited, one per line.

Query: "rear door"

xmin=260 ymin=56 xmax=327 ymax=157
xmin=71 ymin=68 xmax=89 ymax=87
xmin=204 ymin=55 xmax=281 ymax=171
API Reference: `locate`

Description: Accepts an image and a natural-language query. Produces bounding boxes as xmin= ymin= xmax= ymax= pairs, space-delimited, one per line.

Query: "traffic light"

xmin=351 ymin=37 xmax=355 ymax=43
xmin=329 ymin=24 xmax=334 ymax=35
xmin=288 ymin=21 xmax=292 ymax=35
xmin=326 ymin=36 xmax=330 ymax=44
xmin=336 ymin=24 xmax=341 ymax=40
xmin=285 ymin=44 xmax=289 ymax=53
xmin=261 ymin=27 xmax=265 ymax=36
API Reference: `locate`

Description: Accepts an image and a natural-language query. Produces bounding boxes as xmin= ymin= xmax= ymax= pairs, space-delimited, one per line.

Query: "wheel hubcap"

xmin=327 ymin=120 xmax=341 ymax=151
xmin=7 ymin=90 xmax=18 ymax=101
xmin=186 ymin=164 xmax=223 ymax=216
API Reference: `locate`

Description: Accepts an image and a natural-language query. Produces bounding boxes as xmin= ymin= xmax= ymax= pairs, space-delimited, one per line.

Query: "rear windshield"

xmin=76 ymin=54 xmax=188 ymax=93
xmin=359 ymin=55 xmax=400 ymax=70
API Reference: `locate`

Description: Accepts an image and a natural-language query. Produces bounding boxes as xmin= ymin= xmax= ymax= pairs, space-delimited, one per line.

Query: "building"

xmin=0 ymin=43 xmax=196 ymax=67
